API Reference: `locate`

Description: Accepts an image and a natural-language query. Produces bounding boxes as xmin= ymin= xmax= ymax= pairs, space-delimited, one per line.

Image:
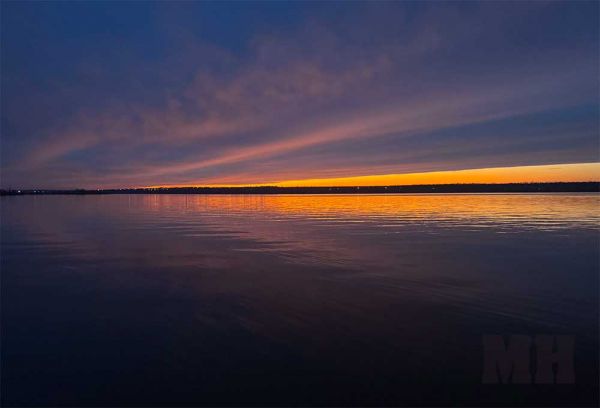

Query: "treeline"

xmin=1 ymin=182 xmax=599 ymax=196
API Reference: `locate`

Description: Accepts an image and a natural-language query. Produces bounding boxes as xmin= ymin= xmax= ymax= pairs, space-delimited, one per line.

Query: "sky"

xmin=1 ymin=1 xmax=598 ymax=189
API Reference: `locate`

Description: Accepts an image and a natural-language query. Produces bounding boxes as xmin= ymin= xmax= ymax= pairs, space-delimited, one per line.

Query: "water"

xmin=1 ymin=194 xmax=598 ymax=406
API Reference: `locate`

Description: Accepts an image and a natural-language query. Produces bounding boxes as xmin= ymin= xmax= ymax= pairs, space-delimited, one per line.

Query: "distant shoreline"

xmin=1 ymin=182 xmax=599 ymax=196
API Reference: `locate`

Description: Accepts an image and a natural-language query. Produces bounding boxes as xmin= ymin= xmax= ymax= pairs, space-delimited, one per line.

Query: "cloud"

xmin=1 ymin=1 xmax=598 ymax=188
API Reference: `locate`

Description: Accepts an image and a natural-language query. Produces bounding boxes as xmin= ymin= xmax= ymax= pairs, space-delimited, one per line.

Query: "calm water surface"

xmin=1 ymin=194 xmax=599 ymax=406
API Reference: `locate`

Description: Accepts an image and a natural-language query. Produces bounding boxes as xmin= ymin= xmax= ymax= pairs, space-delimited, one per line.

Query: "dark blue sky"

xmin=1 ymin=1 xmax=598 ymax=188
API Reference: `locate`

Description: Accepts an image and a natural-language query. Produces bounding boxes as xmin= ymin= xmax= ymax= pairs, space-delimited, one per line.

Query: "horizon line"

xmin=2 ymin=162 xmax=599 ymax=191
xmin=4 ymin=181 xmax=600 ymax=193
xmin=2 ymin=181 xmax=599 ymax=197
xmin=142 ymin=162 xmax=600 ymax=189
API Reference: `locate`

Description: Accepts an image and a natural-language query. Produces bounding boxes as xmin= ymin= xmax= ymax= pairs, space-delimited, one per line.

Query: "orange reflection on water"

xmin=146 ymin=193 xmax=600 ymax=230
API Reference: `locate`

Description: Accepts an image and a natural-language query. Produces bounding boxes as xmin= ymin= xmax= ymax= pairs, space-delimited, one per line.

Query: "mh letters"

xmin=482 ymin=335 xmax=575 ymax=384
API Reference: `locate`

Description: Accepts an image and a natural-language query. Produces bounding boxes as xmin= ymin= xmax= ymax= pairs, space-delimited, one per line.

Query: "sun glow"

xmin=145 ymin=162 xmax=600 ymax=189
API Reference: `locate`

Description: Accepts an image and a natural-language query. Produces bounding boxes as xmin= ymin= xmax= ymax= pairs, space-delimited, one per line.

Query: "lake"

xmin=1 ymin=194 xmax=598 ymax=406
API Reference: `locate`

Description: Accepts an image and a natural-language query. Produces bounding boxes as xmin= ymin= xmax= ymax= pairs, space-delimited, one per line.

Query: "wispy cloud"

xmin=2 ymin=1 xmax=598 ymax=188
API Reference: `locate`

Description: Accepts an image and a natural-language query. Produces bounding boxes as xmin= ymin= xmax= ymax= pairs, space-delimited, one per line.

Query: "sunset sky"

xmin=1 ymin=1 xmax=598 ymax=189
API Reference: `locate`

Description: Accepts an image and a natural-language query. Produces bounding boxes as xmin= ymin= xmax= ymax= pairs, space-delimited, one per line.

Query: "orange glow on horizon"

xmin=144 ymin=162 xmax=600 ymax=189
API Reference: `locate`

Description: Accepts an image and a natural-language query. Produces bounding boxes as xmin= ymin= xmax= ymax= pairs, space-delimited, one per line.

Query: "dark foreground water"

xmin=1 ymin=194 xmax=598 ymax=406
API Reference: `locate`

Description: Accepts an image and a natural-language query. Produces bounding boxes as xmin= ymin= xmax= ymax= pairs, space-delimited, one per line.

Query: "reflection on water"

xmin=1 ymin=194 xmax=599 ymax=406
